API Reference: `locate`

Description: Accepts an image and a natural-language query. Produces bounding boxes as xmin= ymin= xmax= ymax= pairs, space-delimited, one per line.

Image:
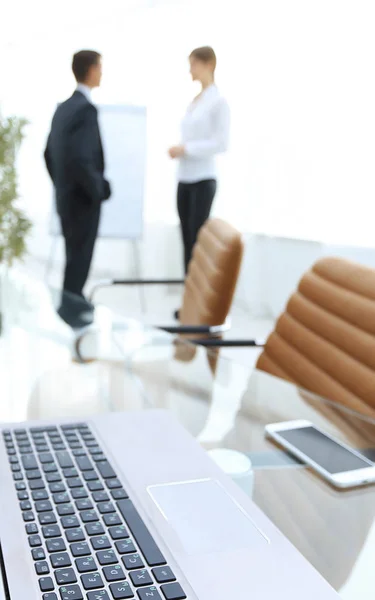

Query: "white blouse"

xmin=178 ymin=84 xmax=230 ymax=184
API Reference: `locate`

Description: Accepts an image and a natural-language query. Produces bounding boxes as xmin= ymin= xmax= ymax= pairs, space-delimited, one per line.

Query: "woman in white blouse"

xmin=168 ymin=46 xmax=230 ymax=274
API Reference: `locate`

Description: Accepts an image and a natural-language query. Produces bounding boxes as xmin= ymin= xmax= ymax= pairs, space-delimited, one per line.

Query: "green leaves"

xmin=0 ymin=114 xmax=32 ymax=265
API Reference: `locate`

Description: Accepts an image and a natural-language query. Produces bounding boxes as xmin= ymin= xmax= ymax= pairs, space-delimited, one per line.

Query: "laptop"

xmin=0 ymin=410 xmax=339 ymax=600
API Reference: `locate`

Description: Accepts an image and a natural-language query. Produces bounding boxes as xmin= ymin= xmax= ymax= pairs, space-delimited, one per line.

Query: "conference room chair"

xmin=75 ymin=218 xmax=244 ymax=361
xmin=195 ymin=257 xmax=375 ymax=416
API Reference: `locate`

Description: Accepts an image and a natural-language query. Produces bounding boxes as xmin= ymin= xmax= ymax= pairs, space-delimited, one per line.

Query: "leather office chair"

xmin=76 ymin=219 xmax=244 ymax=361
xmin=257 ymin=257 xmax=375 ymax=415
xmin=196 ymin=256 xmax=375 ymax=415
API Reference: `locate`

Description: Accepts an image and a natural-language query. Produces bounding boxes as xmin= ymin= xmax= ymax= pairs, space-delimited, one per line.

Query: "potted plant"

xmin=0 ymin=114 xmax=32 ymax=333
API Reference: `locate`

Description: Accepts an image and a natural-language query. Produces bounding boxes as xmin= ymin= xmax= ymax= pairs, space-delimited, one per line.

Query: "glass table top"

xmin=1 ymin=266 xmax=375 ymax=598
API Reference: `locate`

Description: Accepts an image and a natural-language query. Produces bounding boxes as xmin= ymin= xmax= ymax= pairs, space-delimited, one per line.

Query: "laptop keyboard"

xmin=1 ymin=423 xmax=187 ymax=600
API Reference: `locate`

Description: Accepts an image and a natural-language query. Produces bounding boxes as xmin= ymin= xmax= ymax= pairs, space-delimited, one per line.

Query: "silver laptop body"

xmin=0 ymin=410 xmax=339 ymax=600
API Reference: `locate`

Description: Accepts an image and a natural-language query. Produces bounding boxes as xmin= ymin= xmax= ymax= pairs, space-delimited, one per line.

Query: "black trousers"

xmin=59 ymin=204 xmax=101 ymax=302
xmin=177 ymin=179 xmax=217 ymax=273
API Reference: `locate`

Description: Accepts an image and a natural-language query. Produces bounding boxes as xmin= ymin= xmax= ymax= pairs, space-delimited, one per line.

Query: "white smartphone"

xmin=265 ymin=419 xmax=375 ymax=488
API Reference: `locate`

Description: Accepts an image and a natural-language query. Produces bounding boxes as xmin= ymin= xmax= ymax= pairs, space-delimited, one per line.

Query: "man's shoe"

xmin=57 ymin=306 xmax=94 ymax=330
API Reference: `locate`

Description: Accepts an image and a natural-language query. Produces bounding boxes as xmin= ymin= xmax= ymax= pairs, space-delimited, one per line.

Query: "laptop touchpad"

xmin=148 ymin=479 xmax=269 ymax=555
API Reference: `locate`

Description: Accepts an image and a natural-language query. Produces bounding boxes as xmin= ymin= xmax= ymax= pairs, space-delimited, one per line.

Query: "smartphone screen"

xmin=275 ymin=426 xmax=371 ymax=474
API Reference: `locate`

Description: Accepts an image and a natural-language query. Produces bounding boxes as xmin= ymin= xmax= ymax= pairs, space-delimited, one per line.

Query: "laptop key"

xmin=55 ymin=568 xmax=77 ymax=585
xmin=106 ymin=479 xmax=122 ymax=490
xmin=63 ymin=468 xmax=79 ymax=479
xmin=70 ymin=541 xmax=91 ymax=557
xmin=68 ymin=478 xmax=84 ymax=489
xmin=30 ymin=546 xmax=45 ymax=560
xmin=50 ymin=553 xmax=72 ymax=568
xmin=109 ymin=526 xmax=129 ymax=540
xmin=39 ymin=452 xmax=54 ymax=464
xmin=117 ymin=500 xmax=166 ymax=567
xmin=33 ymin=489 xmax=49 ymax=501
xmin=56 ymin=452 xmax=74 ymax=469
xmin=20 ymin=500 xmax=32 ymax=511
xmin=88 ymin=481 xmax=104 ymax=492
xmin=111 ymin=489 xmax=128 ymax=501
xmin=160 ymin=583 xmax=186 ymax=600
xmin=122 ymin=554 xmax=144 ymax=570
xmin=26 ymin=523 xmax=39 ymax=534
xmin=91 ymin=535 xmax=111 ymax=550
xmin=98 ymin=502 xmax=115 ymax=514
xmin=26 ymin=469 xmax=42 ymax=480
xmin=137 ymin=588 xmax=161 ymax=600
xmin=53 ymin=492 xmax=70 ymax=504
xmin=58 ymin=504 xmax=75 ymax=516
xmin=92 ymin=491 xmax=109 ymax=503
xmin=96 ymin=550 xmax=117 ymax=565
xmin=109 ymin=582 xmax=134 ymax=599
xmin=66 ymin=528 xmax=85 ymax=542
xmin=47 ymin=538 xmax=67 ymax=553
xmin=84 ymin=470 xmax=99 ymax=482
xmin=13 ymin=472 xmax=23 ymax=481
xmin=39 ymin=512 xmax=57 ymax=525
xmin=92 ymin=453 xmax=106 ymax=461
xmin=80 ymin=510 xmax=99 ymax=523
xmin=36 ymin=500 xmax=53 ymax=512
xmin=76 ymin=498 xmax=93 ymax=511
xmin=39 ymin=577 xmax=55 ymax=592
xmin=43 ymin=525 xmax=62 ymax=539
xmin=152 ymin=567 xmax=176 ymax=584
xmin=103 ymin=564 xmax=126 ymax=582
xmin=21 ymin=454 xmax=38 ymax=470
xmin=61 ymin=516 xmax=80 ymax=529
xmin=42 ymin=594 xmax=58 ymax=600
xmin=36 ymin=561 xmax=50 ymax=575
xmin=87 ymin=591 xmax=110 ymax=600
xmin=97 ymin=461 xmax=116 ymax=479
xmin=59 ymin=584 xmax=83 ymax=600
xmin=29 ymin=535 xmax=42 ymax=547
xmin=103 ymin=514 xmax=122 ymax=527
xmin=71 ymin=488 xmax=88 ymax=499
xmin=15 ymin=481 xmax=26 ymax=490
xmin=130 ymin=570 xmax=153 ymax=587
xmin=25 ymin=523 xmax=39 ymax=535
xmin=75 ymin=556 xmax=97 ymax=573
xmin=23 ymin=511 xmax=35 ymax=522
xmin=115 ymin=540 xmax=136 ymax=555
xmin=81 ymin=572 xmax=104 ymax=590
xmin=76 ymin=456 xmax=94 ymax=471
xmin=29 ymin=479 xmax=45 ymax=490
xmin=44 ymin=463 xmax=58 ymax=474
xmin=86 ymin=522 xmax=105 ymax=536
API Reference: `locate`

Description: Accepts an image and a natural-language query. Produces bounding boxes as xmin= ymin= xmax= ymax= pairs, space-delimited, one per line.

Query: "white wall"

xmin=4 ymin=0 xmax=375 ymax=246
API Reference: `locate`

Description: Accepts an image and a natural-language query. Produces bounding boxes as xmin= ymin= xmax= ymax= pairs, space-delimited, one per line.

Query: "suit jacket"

xmin=44 ymin=91 xmax=110 ymax=216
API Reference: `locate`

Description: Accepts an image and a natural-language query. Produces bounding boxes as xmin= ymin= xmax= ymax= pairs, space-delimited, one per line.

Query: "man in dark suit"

xmin=44 ymin=50 xmax=111 ymax=327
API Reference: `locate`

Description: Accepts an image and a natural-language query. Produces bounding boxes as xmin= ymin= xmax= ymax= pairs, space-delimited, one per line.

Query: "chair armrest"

xmin=158 ymin=323 xmax=230 ymax=335
xmin=189 ymin=338 xmax=265 ymax=347
xmin=90 ymin=278 xmax=185 ymax=301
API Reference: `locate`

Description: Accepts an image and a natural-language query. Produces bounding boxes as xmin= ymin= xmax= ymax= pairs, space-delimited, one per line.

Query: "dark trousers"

xmin=177 ymin=179 xmax=217 ymax=273
xmin=59 ymin=204 xmax=101 ymax=302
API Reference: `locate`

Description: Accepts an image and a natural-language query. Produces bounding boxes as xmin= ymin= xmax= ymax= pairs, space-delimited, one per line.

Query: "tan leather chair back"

xmin=179 ymin=218 xmax=244 ymax=327
xmin=256 ymin=257 xmax=375 ymax=415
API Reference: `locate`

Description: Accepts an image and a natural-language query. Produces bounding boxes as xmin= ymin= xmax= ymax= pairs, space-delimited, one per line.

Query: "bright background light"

xmin=2 ymin=0 xmax=375 ymax=245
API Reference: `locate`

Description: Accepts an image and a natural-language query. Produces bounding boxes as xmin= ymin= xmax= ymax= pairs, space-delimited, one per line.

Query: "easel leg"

xmin=132 ymin=241 xmax=146 ymax=314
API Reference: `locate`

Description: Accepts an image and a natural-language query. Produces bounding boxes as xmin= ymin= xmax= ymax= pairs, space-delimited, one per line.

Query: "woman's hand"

xmin=168 ymin=145 xmax=185 ymax=159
